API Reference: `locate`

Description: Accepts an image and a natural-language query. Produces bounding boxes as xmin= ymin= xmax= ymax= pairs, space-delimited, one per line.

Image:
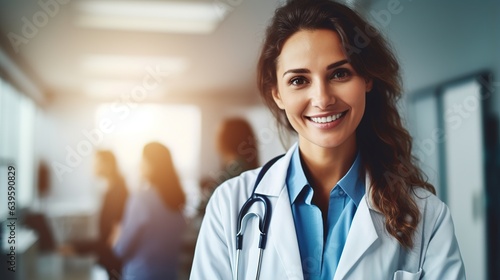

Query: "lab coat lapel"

xmin=268 ymin=188 xmax=304 ymax=279
xmin=254 ymin=144 xmax=304 ymax=279
xmin=334 ymin=174 xmax=380 ymax=280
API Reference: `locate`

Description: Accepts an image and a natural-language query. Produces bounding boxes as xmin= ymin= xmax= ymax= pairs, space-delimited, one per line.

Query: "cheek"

xmin=277 ymin=89 xmax=298 ymax=113
xmin=344 ymin=82 xmax=367 ymax=109
xmin=282 ymin=96 xmax=308 ymax=121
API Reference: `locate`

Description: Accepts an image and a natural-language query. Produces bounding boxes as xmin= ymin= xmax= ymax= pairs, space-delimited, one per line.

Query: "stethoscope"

xmin=234 ymin=154 xmax=283 ymax=280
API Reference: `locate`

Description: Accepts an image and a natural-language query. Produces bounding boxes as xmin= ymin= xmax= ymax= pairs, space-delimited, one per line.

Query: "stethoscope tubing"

xmin=234 ymin=154 xmax=284 ymax=280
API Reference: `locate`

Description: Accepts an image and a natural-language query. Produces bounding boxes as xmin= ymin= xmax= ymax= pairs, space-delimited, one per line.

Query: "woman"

xmin=182 ymin=117 xmax=260 ymax=277
xmin=191 ymin=0 xmax=465 ymax=279
xmin=60 ymin=150 xmax=128 ymax=278
xmin=114 ymin=142 xmax=187 ymax=280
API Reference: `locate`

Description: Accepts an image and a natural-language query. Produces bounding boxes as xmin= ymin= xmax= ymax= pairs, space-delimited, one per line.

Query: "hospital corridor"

xmin=0 ymin=0 xmax=499 ymax=279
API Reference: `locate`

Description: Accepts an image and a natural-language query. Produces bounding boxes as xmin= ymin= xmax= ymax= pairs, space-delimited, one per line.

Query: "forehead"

xmin=277 ymin=29 xmax=346 ymax=71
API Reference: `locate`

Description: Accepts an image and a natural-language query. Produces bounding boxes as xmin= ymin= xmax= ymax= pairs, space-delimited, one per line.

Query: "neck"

xmin=298 ymin=137 xmax=357 ymax=194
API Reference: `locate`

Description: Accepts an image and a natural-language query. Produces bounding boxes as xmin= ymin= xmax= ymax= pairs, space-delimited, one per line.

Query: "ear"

xmin=272 ymin=87 xmax=285 ymax=109
xmin=365 ymin=78 xmax=373 ymax=93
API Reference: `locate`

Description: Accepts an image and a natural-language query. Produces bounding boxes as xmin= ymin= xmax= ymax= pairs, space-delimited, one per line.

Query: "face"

xmin=272 ymin=29 xmax=372 ymax=153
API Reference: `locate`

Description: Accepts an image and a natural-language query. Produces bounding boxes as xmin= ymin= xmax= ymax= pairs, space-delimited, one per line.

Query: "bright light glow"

xmin=81 ymin=55 xmax=188 ymax=78
xmin=94 ymin=103 xmax=201 ymax=177
xmin=76 ymin=1 xmax=231 ymax=34
xmin=84 ymin=80 xmax=139 ymax=97
xmin=94 ymin=103 xmax=201 ymax=216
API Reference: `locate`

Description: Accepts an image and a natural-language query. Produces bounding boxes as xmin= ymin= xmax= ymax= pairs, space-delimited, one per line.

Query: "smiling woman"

xmin=191 ymin=0 xmax=465 ymax=279
xmin=272 ymin=30 xmax=371 ymax=164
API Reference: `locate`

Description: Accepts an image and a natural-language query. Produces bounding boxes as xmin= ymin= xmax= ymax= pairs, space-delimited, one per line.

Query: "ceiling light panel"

xmin=76 ymin=1 xmax=231 ymax=34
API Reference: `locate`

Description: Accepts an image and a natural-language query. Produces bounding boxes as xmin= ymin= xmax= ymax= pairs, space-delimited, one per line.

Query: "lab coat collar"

xmin=254 ymin=142 xmax=387 ymax=279
xmin=334 ymin=191 xmax=380 ymax=279
xmin=334 ymin=174 xmax=384 ymax=279
xmin=254 ymin=142 xmax=381 ymax=212
xmin=253 ymin=142 xmax=297 ymax=197
xmin=364 ymin=173 xmax=383 ymax=214
xmin=269 ymin=187 xmax=305 ymax=279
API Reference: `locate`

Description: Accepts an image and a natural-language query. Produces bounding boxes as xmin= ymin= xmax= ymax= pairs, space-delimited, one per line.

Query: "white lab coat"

xmin=190 ymin=144 xmax=465 ymax=280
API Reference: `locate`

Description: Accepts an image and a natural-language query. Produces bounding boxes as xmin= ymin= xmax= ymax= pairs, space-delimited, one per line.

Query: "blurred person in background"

xmin=113 ymin=142 xmax=187 ymax=280
xmin=59 ymin=150 xmax=128 ymax=279
xmin=24 ymin=160 xmax=56 ymax=252
xmin=181 ymin=117 xmax=260 ymax=277
xmin=199 ymin=117 xmax=260 ymax=212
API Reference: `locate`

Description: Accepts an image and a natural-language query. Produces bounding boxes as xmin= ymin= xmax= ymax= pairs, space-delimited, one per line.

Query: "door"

xmin=442 ymin=79 xmax=486 ymax=280
xmin=408 ymin=74 xmax=488 ymax=280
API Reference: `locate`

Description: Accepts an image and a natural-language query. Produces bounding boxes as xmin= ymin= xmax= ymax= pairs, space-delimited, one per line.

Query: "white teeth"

xmin=310 ymin=113 xmax=344 ymax=123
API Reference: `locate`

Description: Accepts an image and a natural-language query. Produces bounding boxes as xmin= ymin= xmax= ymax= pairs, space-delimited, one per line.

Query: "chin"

xmin=314 ymin=135 xmax=354 ymax=149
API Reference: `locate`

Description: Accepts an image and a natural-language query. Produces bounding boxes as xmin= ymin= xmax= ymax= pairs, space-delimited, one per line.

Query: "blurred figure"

xmin=114 ymin=142 xmax=187 ymax=280
xmin=59 ymin=150 xmax=128 ymax=279
xmin=181 ymin=117 xmax=259 ymax=278
xmin=216 ymin=117 xmax=259 ymax=174
xmin=200 ymin=117 xmax=260 ymax=208
xmin=24 ymin=160 xmax=56 ymax=252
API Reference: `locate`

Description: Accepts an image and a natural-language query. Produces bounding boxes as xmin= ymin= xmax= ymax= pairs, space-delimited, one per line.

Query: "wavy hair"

xmin=257 ymin=0 xmax=435 ymax=248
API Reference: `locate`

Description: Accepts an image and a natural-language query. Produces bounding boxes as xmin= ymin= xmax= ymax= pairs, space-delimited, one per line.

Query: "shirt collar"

xmin=286 ymin=146 xmax=309 ymax=204
xmin=337 ymin=152 xmax=364 ymax=207
xmin=286 ymin=146 xmax=365 ymax=206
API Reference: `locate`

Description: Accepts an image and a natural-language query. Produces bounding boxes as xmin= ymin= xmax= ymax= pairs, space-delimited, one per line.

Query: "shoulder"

xmin=409 ymin=187 xmax=456 ymax=236
xmin=408 ymin=188 xmax=465 ymax=277
xmin=208 ymin=168 xmax=261 ymax=207
xmin=410 ymin=187 xmax=447 ymax=217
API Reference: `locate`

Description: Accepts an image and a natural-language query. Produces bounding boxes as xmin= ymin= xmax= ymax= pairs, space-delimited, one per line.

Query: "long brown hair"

xmin=257 ymin=0 xmax=435 ymax=248
xmin=142 ymin=142 xmax=186 ymax=211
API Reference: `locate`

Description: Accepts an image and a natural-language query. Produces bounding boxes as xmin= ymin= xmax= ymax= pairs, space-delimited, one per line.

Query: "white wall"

xmin=34 ymin=101 xmax=102 ymax=212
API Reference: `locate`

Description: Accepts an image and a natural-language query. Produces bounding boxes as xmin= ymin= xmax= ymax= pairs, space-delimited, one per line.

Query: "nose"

xmin=310 ymin=80 xmax=335 ymax=110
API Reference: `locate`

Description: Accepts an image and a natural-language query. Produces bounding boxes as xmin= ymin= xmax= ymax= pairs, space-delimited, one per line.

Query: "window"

xmin=0 ymin=77 xmax=36 ymax=220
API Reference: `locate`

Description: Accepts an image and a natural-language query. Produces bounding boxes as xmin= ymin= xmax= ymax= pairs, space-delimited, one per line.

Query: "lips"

xmin=308 ymin=111 xmax=347 ymax=124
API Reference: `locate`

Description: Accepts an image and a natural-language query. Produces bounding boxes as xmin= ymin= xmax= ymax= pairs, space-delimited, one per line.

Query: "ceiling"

xmin=0 ymin=0 xmax=285 ymax=104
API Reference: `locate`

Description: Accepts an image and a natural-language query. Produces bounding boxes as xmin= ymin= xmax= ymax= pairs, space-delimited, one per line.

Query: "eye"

xmin=330 ymin=69 xmax=352 ymax=81
xmin=288 ymin=76 xmax=309 ymax=86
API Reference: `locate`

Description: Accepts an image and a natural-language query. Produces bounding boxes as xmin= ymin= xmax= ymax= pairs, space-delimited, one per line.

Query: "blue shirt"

xmin=114 ymin=187 xmax=186 ymax=280
xmin=286 ymin=147 xmax=365 ymax=279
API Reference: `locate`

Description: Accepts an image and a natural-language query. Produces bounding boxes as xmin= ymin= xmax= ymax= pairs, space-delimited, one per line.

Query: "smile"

xmin=309 ymin=111 xmax=346 ymax=124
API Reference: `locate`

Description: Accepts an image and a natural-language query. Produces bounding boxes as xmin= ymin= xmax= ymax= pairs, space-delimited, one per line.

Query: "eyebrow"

xmin=282 ymin=59 xmax=349 ymax=77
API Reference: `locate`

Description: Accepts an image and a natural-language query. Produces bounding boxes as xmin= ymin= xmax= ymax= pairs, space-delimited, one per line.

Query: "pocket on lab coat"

xmin=393 ymin=268 xmax=422 ymax=280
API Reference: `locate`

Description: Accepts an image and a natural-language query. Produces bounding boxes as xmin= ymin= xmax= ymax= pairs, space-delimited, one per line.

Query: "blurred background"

xmin=0 ymin=0 xmax=498 ymax=279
